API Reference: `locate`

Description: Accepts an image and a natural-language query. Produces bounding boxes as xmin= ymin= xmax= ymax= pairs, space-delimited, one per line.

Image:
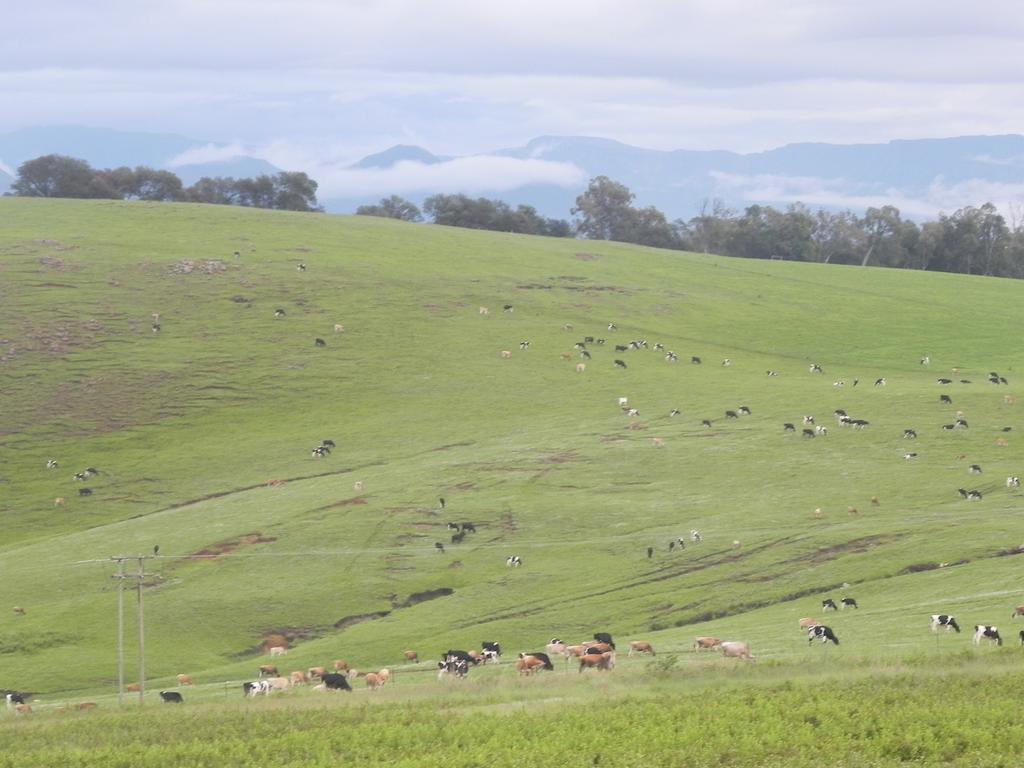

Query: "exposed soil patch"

xmin=778 ymin=535 xmax=899 ymax=568
xmin=398 ymin=587 xmax=453 ymax=608
xmin=541 ymin=451 xmax=579 ymax=464
xmin=339 ymin=497 xmax=367 ymax=506
xmin=35 ymin=240 xmax=77 ymax=252
xmin=575 ymin=253 xmax=600 ymax=261
xmin=334 ymin=611 xmax=392 ymax=630
xmin=189 ymin=532 xmax=277 ymax=560
xmin=170 ymin=260 xmax=227 ymax=275
xmin=432 ymin=442 xmax=475 ymax=452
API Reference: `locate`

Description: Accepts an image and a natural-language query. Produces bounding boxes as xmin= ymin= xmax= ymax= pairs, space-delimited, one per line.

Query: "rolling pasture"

xmin=2 ymin=198 xmax=1024 ymax=763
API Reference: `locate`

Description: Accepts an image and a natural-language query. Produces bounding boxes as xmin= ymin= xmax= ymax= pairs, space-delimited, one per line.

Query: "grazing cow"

xmin=719 ymin=641 xmax=755 ymax=660
xmin=258 ymin=665 xmax=278 ymax=678
xmin=576 ymin=363 xmax=586 ymax=373
xmin=691 ymin=529 xmax=702 ymax=542
xmin=297 ymin=263 xmax=307 ymax=271
xmin=669 ymin=408 xmax=681 ymax=417
xmin=482 ymin=649 xmax=499 ymax=664
xmin=615 ymin=345 xmax=629 ymax=352
xmin=321 ymin=673 xmax=352 ymax=691
xmin=798 ymin=618 xmax=820 ymax=630
xmin=159 ymin=691 xmax=184 ymax=704
xmin=1020 ymin=630 xmax=1024 ymax=646
xmin=803 ymin=416 xmax=815 ymax=425
xmin=822 ymin=598 xmax=838 ymax=611
xmin=874 ymin=377 xmax=886 ymax=386
xmin=702 ymin=419 xmax=713 ymax=428
xmin=783 ymin=422 xmax=795 ymax=432
xmin=364 ymin=673 xmax=384 ymax=690
xmin=500 ymin=350 xmax=512 ymax=359
xmin=126 ymin=683 xmax=142 ymax=692
xmin=969 ymin=464 xmax=982 ymax=474
xmin=937 ymin=378 xmax=952 ymax=385
xmin=312 ymin=446 xmax=329 ymax=458
xmin=451 ymin=531 xmax=465 ymax=544
xmin=973 ymin=625 xmax=1002 ymax=646
xmin=578 ymin=651 xmax=615 ymax=672
xmin=461 ymin=522 xmax=476 ymax=533
xmin=808 ymin=625 xmax=839 ymax=645
xmin=665 ymin=351 xmax=678 ymax=362
xmin=766 ymin=370 xmax=778 ymax=376
xmin=585 ymin=642 xmax=613 ymax=655
xmin=546 ymin=639 xmax=568 ymax=657
xmin=691 ymin=356 xmax=702 ymax=364
xmin=444 ymin=650 xmax=481 ymax=666
xmin=479 ymin=306 xmax=489 ymax=315
xmin=520 ymin=341 xmax=531 ymax=350
xmin=54 ymin=497 xmax=65 ymax=506
xmin=446 ymin=522 xmax=460 ymax=531
xmin=435 ymin=542 xmax=445 ymax=553
xmin=503 ymin=304 xmax=513 ymax=312
xmin=809 ymin=364 xmax=823 ymax=374
xmin=815 ymin=426 xmax=828 ymax=436
xmin=269 ymin=646 xmax=287 ymax=657
xmin=956 ymin=419 xmax=969 ymax=429
xmin=930 ymin=614 xmax=961 ymax=633
xmin=627 ymin=641 xmax=655 ymax=656
xmin=562 ymin=645 xmax=588 ymax=658
xmin=14 ymin=704 xmax=31 ymax=714
xmin=802 ymin=429 xmax=816 ymax=438
xmin=738 ymin=406 xmax=751 ymax=416
xmin=46 ymin=459 xmax=58 ymax=469
xmin=517 ymin=652 xmax=554 ymax=673
xmin=593 ymin=632 xmax=615 ymax=649
xmin=332 ymin=660 xmax=350 ymax=671
xmin=482 ymin=641 xmax=501 ymax=657
xmin=5 ymin=693 xmax=25 ymax=707
xmin=274 ymin=308 xmax=286 ymax=318
xmin=266 ymin=677 xmax=291 ymax=691
xmin=1007 ymin=477 xmax=1021 ymax=488
xmin=721 ymin=358 xmax=731 ymax=366
xmin=290 ymin=671 xmax=309 ymax=686
xmin=176 ymin=674 xmax=193 ymax=685
xmin=314 ymin=338 xmax=326 ymax=347
xmin=1012 ymin=606 xmax=1024 ymax=620
xmin=243 ymin=680 xmax=271 ymax=697
xmin=12 ymin=607 xmax=25 ymax=616
xmin=940 ymin=394 xmax=952 ymax=404
xmin=437 ymin=658 xmax=470 ymax=679
xmin=79 ymin=488 xmax=92 ymax=496
xmin=334 ymin=324 xmax=345 ymax=332
xmin=903 ymin=453 xmax=918 ymax=460
xmin=967 ymin=490 xmax=983 ymax=500
xmin=308 ymin=667 xmax=326 ymax=679
xmin=694 ymin=636 xmax=721 ymax=651
xmin=841 ymin=598 xmax=858 ymax=610
xmin=903 ymin=429 xmax=917 ymax=439
xmin=579 ymin=351 xmax=591 ymax=360
xmin=614 ymin=359 xmax=627 ymax=369
xmin=506 ymin=555 xmax=522 ymax=567
xmin=725 ymin=410 xmax=739 ymax=419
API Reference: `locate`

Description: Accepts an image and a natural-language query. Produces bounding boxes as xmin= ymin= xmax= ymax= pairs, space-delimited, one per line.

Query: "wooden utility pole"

xmin=111 ymin=555 xmax=149 ymax=705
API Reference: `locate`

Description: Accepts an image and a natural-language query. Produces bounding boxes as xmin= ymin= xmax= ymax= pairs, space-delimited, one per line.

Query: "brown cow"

xmin=14 ymin=704 xmax=31 ymax=714
xmin=627 ymin=641 xmax=655 ymax=656
xmin=176 ymin=674 xmax=193 ymax=686
xmin=267 ymin=677 xmax=291 ymax=691
xmin=694 ymin=636 xmax=721 ymax=651
xmin=578 ymin=651 xmax=615 ymax=672
xmin=258 ymin=665 xmax=279 ymax=678
xmin=378 ymin=668 xmax=391 ymax=684
xmin=402 ymin=650 xmax=418 ymax=663
xmin=584 ymin=642 xmax=613 ymax=655
xmin=290 ymin=671 xmax=309 ymax=685
xmin=364 ymin=673 xmax=383 ymax=690
xmin=126 ymin=683 xmax=141 ymax=692
xmin=77 ymin=702 xmax=98 ymax=711
xmin=54 ymin=497 xmax=66 ymax=506
xmin=1013 ymin=606 xmax=1024 ymax=619
xmin=333 ymin=659 xmax=349 ymax=671
xmin=798 ymin=618 xmax=820 ymax=630
xmin=12 ymin=607 xmax=25 ymax=616
xmin=308 ymin=666 xmax=326 ymax=679
xmin=562 ymin=645 xmax=587 ymax=658
xmin=516 ymin=655 xmax=547 ymax=675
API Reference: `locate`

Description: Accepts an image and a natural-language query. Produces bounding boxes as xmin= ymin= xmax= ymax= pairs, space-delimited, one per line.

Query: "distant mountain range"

xmin=3 ymin=126 xmax=1023 ymax=221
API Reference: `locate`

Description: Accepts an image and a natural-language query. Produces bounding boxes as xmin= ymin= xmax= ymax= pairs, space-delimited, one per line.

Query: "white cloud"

xmin=166 ymin=142 xmax=248 ymax=167
xmin=709 ymin=171 xmax=1024 ymax=219
xmin=0 ymin=158 xmax=13 ymax=177
xmin=310 ymin=156 xmax=586 ymax=198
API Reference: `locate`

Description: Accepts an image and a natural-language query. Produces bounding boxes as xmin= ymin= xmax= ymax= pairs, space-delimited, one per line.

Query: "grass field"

xmin=1 ymin=197 xmax=1023 ymax=762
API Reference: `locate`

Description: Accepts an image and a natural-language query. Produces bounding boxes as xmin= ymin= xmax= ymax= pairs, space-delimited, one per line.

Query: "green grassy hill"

xmin=1 ymin=198 xmax=1023 ymax=697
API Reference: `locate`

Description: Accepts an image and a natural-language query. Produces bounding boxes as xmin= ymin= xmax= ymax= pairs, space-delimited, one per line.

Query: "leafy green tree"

xmin=185 ymin=176 xmax=240 ymax=205
xmin=571 ymin=176 xmax=636 ymax=241
xmin=356 ymin=195 xmax=423 ymax=221
xmin=272 ymin=172 xmax=321 ymax=212
xmin=12 ymin=154 xmax=117 ymax=199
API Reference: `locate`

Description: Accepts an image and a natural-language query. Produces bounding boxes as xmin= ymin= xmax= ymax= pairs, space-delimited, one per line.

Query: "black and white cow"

xmin=482 ymin=641 xmax=501 ymax=660
xmin=807 ymin=625 xmax=839 ymax=645
xmin=903 ymin=429 xmax=917 ymax=439
xmin=930 ymin=614 xmax=961 ymax=633
xmin=5 ymin=692 xmax=26 ymax=707
xmin=969 ymin=464 xmax=982 ymax=474
xmin=437 ymin=658 xmax=470 ymax=679
xmin=159 ymin=691 xmax=184 ymax=703
xmin=1007 ymin=476 xmax=1021 ymax=488
xmin=506 ymin=555 xmax=522 ymax=567
xmin=822 ymin=598 xmax=838 ymax=611
xmin=973 ymin=625 xmax=1002 ymax=646
xmin=841 ymin=597 xmax=858 ymax=609
xmin=243 ymin=680 xmax=272 ymax=697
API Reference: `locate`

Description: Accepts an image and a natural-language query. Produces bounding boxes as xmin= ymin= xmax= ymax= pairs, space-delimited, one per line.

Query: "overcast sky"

xmin=3 ymin=1 xmax=1023 ymax=202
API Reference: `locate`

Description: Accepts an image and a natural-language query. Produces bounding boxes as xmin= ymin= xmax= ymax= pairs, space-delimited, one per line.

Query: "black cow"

xmin=461 ymin=522 xmax=476 ymax=533
xmin=802 ymin=429 xmax=815 ymax=438
xmin=593 ymin=632 xmax=615 ymax=649
xmin=1018 ymin=630 xmax=1024 ymax=647
xmin=691 ymin=356 xmax=701 ymax=364
xmin=503 ymin=304 xmax=513 ymax=312
xmin=702 ymin=419 xmax=713 ymax=428
xmin=439 ymin=497 xmax=446 ymax=509
xmin=321 ymin=439 xmax=335 ymax=448
xmin=725 ymin=410 xmax=739 ymax=419
xmin=822 ymin=598 xmax=838 ymax=611
xmin=159 ymin=691 xmax=184 ymax=704
xmin=614 ymin=359 xmax=627 ymax=369
xmin=315 ymin=338 xmax=326 ymax=347
xmin=841 ymin=597 xmax=858 ymax=609
xmin=451 ymin=531 xmax=465 ymax=544
xmin=615 ymin=345 xmax=629 ymax=352
xmin=940 ymin=394 xmax=952 ymax=404
xmin=808 ymin=625 xmax=839 ymax=645
xmin=783 ymin=423 xmax=795 ymax=432
xmin=434 ymin=542 xmax=445 ymax=553
xmin=646 ymin=546 xmax=653 ymax=559
xmin=79 ymin=488 xmax=93 ymax=496
xmin=930 ymin=614 xmax=960 ymax=633
xmin=322 ymin=673 xmax=352 ymax=690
